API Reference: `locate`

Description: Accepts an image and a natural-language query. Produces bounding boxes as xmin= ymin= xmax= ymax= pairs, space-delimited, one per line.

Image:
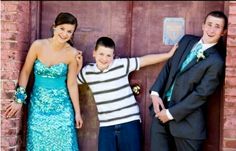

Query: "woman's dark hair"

xmin=53 ymin=12 xmax=78 ymax=46
xmin=95 ymin=37 xmax=115 ymax=51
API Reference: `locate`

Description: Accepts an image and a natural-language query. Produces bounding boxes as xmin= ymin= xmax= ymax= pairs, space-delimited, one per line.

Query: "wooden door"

xmin=27 ymin=1 xmax=226 ymax=151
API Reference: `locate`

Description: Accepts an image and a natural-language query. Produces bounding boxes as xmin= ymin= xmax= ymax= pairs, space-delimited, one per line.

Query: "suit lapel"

xmin=164 ymin=38 xmax=199 ymax=92
xmin=180 ymin=43 xmax=218 ymax=74
xmin=177 ymin=40 xmax=198 ymax=71
xmin=204 ymin=44 xmax=218 ymax=56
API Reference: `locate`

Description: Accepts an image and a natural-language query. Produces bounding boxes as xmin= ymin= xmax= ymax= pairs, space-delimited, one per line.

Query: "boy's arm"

xmin=76 ymin=50 xmax=83 ymax=73
xmin=139 ymin=44 xmax=177 ymax=68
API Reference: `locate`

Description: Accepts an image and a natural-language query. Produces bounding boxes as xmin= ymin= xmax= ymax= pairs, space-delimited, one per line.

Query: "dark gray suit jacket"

xmin=150 ymin=34 xmax=225 ymax=140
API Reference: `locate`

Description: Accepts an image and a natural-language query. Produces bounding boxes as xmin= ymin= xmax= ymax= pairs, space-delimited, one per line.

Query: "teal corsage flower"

xmin=14 ymin=86 xmax=27 ymax=104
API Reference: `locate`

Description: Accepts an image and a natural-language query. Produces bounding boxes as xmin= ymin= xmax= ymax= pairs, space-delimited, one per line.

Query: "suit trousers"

xmin=151 ymin=116 xmax=204 ymax=151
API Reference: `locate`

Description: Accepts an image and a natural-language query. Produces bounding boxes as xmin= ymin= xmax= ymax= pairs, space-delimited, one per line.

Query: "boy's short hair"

xmin=95 ymin=37 xmax=115 ymax=50
xmin=204 ymin=11 xmax=228 ymax=30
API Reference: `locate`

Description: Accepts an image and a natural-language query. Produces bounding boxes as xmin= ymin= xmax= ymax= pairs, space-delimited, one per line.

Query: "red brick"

xmin=224 ymin=108 xmax=236 ymax=116
xmin=1 ymin=146 xmax=9 ymax=151
xmin=1 ymin=90 xmax=14 ymax=99
xmin=226 ymin=67 xmax=236 ymax=76
xmin=1 ymin=32 xmax=18 ymax=41
xmin=3 ymin=81 xmax=16 ymax=90
xmin=224 ymin=140 xmax=236 ymax=148
xmin=229 ymin=16 xmax=236 ymax=25
xmin=2 ymin=22 xmax=18 ymax=32
xmin=1 ymin=3 xmax=5 ymax=10
xmin=225 ymin=87 xmax=236 ymax=96
xmin=1 ymin=50 xmax=28 ymax=62
xmin=228 ymin=26 xmax=236 ymax=36
xmin=1 ymin=13 xmax=18 ymax=22
xmin=5 ymin=4 xmax=18 ymax=12
xmin=225 ymin=76 xmax=236 ymax=87
xmin=226 ymin=56 xmax=236 ymax=67
xmin=1 ymin=119 xmax=17 ymax=129
xmin=1 ymin=42 xmax=17 ymax=50
xmin=223 ymin=129 xmax=236 ymax=139
xmin=222 ymin=148 xmax=236 ymax=151
xmin=1 ymin=2 xmax=31 ymax=150
xmin=224 ymin=95 xmax=236 ymax=103
xmin=229 ymin=5 xmax=236 ymax=15
xmin=1 ymin=129 xmax=17 ymax=136
xmin=1 ymin=137 xmax=17 ymax=147
xmin=226 ymin=47 xmax=236 ymax=57
xmin=224 ymin=116 xmax=236 ymax=129
xmin=227 ymin=36 xmax=236 ymax=47
xmin=1 ymin=71 xmax=20 ymax=80
xmin=1 ymin=62 xmax=23 ymax=72
xmin=224 ymin=102 xmax=236 ymax=108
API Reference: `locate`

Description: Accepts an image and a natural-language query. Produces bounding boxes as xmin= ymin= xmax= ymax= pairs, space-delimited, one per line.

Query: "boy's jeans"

xmin=98 ymin=120 xmax=142 ymax=151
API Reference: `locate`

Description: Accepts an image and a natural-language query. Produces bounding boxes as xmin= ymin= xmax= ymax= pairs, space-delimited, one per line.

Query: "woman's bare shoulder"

xmin=31 ymin=39 xmax=49 ymax=48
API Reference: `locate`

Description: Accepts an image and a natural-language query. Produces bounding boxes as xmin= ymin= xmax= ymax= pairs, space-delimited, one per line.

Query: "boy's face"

xmin=93 ymin=45 xmax=114 ymax=71
xmin=202 ymin=15 xmax=226 ymax=44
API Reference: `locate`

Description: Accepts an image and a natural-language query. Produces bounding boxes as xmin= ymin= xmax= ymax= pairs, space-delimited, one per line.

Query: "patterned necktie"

xmin=165 ymin=43 xmax=202 ymax=102
xmin=180 ymin=43 xmax=202 ymax=71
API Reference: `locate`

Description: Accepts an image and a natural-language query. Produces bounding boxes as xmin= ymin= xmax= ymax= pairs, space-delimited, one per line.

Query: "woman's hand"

xmin=75 ymin=112 xmax=83 ymax=129
xmin=5 ymin=101 xmax=23 ymax=118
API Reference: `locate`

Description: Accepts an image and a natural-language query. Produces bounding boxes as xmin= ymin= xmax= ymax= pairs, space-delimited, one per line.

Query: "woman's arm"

xmin=139 ymin=44 xmax=178 ymax=68
xmin=67 ymin=50 xmax=83 ymax=128
xmin=5 ymin=40 xmax=39 ymax=118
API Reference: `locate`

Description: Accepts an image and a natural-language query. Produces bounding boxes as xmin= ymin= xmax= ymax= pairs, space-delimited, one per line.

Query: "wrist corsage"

xmin=14 ymin=86 xmax=27 ymax=104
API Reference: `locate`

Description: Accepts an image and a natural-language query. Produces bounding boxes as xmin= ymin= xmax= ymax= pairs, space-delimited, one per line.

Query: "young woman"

xmin=5 ymin=12 xmax=83 ymax=150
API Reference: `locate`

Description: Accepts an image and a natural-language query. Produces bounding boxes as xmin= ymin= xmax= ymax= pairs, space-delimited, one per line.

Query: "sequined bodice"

xmin=34 ymin=59 xmax=68 ymax=88
xmin=34 ymin=59 xmax=67 ymax=77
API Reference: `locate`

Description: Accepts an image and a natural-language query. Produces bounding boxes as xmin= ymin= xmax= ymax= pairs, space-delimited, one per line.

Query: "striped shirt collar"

xmin=94 ymin=60 xmax=115 ymax=73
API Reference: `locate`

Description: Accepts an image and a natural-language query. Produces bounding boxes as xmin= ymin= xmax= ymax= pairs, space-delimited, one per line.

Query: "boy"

xmin=77 ymin=36 xmax=177 ymax=151
xmin=150 ymin=11 xmax=228 ymax=151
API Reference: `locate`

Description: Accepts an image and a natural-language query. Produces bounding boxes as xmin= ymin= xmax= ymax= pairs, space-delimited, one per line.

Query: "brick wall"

xmin=222 ymin=1 xmax=236 ymax=151
xmin=1 ymin=1 xmax=30 ymax=150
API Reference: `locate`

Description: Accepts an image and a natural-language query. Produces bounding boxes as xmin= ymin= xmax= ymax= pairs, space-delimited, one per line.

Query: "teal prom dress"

xmin=27 ymin=59 xmax=79 ymax=151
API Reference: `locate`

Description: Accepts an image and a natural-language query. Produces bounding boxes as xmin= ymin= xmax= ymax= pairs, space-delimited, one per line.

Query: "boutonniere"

xmin=196 ymin=50 xmax=206 ymax=62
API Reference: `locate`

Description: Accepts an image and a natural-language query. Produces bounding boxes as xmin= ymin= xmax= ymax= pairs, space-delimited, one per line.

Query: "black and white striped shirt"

xmin=77 ymin=58 xmax=141 ymax=127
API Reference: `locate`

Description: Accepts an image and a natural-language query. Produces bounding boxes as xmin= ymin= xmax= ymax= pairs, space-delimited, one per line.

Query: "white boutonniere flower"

xmin=196 ymin=50 xmax=206 ymax=62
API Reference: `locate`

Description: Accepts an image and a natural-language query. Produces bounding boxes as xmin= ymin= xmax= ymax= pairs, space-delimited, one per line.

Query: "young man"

xmin=77 ymin=37 xmax=177 ymax=151
xmin=149 ymin=11 xmax=228 ymax=151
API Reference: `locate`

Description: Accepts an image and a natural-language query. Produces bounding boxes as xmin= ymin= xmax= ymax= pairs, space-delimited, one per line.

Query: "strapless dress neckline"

xmin=36 ymin=59 xmax=67 ymax=68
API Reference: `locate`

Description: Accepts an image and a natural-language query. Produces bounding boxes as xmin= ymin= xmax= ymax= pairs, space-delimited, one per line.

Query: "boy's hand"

xmin=5 ymin=101 xmax=23 ymax=118
xmin=168 ymin=43 xmax=178 ymax=58
xmin=76 ymin=50 xmax=83 ymax=73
